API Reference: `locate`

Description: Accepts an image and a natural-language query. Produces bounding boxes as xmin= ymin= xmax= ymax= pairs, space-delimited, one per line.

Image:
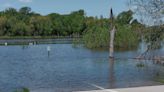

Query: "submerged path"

xmin=77 ymin=85 xmax=164 ymax=92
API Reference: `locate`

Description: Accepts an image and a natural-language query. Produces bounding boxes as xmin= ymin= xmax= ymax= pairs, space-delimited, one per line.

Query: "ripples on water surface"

xmin=0 ymin=39 xmax=163 ymax=92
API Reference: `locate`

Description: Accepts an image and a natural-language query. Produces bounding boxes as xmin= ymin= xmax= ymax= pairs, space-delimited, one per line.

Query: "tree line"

xmin=0 ymin=7 xmax=141 ymax=48
xmin=0 ymin=7 xmax=85 ymax=36
xmin=0 ymin=6 xmax=162 ymax=49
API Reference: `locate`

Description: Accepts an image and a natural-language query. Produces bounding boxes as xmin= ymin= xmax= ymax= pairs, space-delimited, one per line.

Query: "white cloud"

xmin=18 ymin=0 xmax=33 ymax=3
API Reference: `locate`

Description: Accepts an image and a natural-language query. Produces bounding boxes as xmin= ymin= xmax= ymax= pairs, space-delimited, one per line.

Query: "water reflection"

xmin=109 ymin=58 xmax=115 ymax=88
xmin=47 ymin=46 xmax=51 ymax=57
xmin=21 ymin=45 xmax=29 ymax=50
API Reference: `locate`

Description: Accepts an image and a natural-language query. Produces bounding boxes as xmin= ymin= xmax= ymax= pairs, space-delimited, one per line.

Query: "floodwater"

xmin=0 ymin=39 xmax=163 ymax=92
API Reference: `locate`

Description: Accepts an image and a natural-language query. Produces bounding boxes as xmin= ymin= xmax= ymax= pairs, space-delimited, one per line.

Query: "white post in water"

xmin=5 ymin=42 xmax=8 ymax=46
xmin=29 ymin=42 xmax=33 ymax=46
xmin=109 ymin=8 xmax=116 ymax=58
xmin=47 ymin=46 xmax=51 ymax=56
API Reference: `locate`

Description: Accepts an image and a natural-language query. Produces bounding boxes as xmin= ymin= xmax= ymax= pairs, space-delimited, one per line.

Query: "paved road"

xmin=76 ymin=85 xmax=164 ymax=92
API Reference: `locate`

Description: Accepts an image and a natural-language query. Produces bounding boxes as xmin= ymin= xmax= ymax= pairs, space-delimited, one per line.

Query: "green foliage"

xmin=0 ymin=16 xmax=7 ymax=36
xmin=13 ymin=22 xmax=31 ymax=36
xmin=129 ymin=0 xmax=164 ymax=50
xmin=4 ymin=8 xmax=18 ymax=17
xmin=14 ymin=88 xmax=30 ymax=92
xmin=29 ymin=16 xmax=53 ymax=36
xmin=83 ymin=26 xmax=109 ymax=48
xmin=116 ymin=10 xmax=133 ymax=25
xmin=136 ymin=63 xmax=145 ymax=68
xmin=143 ymin=26 xmax=164 ymax=50
xmin=155 ymin=74 xmax=164 ymax=84
xmin=115 ymin=25 xmax=139 ymax=48
xmin=0 ymin=7 xmax=85 ymax=37
xmin=19 ymin=7 xmax=31 ymax=15
xmin=69 ymin=10 xmax=85 ymax=35
xmin=47 ymin=10 xmax=85 ymax=36
xmin=83 ymin=10 xmax=139 ymax=49
xmin=83 ymin=17 xmax=109 ymax=48
xmin=0 ymin=7 xmax=148 ymax=49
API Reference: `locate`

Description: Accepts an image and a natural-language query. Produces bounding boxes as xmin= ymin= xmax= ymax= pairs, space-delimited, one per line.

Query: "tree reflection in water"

xmin=109 ymin=58 xmax=115 ymax=88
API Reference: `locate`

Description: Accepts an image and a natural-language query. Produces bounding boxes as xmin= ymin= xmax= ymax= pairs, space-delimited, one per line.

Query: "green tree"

xmin=4 ymin=8 xmax=17 ymax=17
xmin=69 ymin=10 xmax=85 ymax=36
xmin=116 ymin=10 xmax=133 ymax=25
xmin=29 ymin=16 xmax=52 ymax=36
xmin=19 ymin=7 xmax=31 ymax=15
xmin=129 ymin=0 xmax=164 ymax=46
xmin=13 ymin=22 xmax=31 ymax=36
xmin=83 ymin=17 xmax=109 ymax=48
xmin=0 ymin=16 xmax=7 ymax=36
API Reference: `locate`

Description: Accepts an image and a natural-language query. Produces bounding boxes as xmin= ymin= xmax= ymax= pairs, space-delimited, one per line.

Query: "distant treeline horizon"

xmin=0 ymin=6 xmax=141 ymax=36
xmin=0 ymin=7 xmax=163 ymax=49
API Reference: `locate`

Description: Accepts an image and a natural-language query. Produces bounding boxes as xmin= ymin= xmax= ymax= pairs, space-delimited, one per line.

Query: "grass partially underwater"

xmin=14 ymin=88 xmax=29 ymax=92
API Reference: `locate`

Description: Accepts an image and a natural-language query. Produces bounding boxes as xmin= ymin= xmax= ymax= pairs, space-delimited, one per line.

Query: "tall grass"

xmin=83 ymin=24 xmax=139 ymax=49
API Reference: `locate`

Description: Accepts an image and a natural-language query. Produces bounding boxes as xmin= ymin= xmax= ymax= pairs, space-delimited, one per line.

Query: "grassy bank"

xmin=0 ymin=36 xmax=82 ymax=39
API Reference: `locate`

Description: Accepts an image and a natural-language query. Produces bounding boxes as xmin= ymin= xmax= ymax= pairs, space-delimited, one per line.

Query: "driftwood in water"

xmin=135 ymin=55 xmax=164 ymax=65
xmin=153 ymin=56 xmax=164 ymax=65
xmin=134 ymin=56 xmax=164 ymax=60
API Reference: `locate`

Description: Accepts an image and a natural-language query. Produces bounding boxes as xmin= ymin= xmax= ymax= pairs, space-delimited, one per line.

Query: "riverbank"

xmin=0 ymin=36 xmax=82 ymax=39
xmin=0 ymin=36 xmax=82 ymax=45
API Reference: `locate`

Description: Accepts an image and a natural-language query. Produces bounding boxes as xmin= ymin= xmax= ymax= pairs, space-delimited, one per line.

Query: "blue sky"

xmin=0 ymin=0 xmax=129 ymax=17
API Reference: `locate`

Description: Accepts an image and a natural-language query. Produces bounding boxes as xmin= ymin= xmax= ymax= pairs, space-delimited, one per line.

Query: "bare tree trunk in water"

xmin=109 ymin=26 xmax=116 ymax=58
xmin=109 ymin=8 xmax=116 ymax=58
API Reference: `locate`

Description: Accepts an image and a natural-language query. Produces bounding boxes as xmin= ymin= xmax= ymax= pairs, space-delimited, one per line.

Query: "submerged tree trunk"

xmin=109 ymin=26 xmax=116 ymax=58
xmin=109 ymin=8 xmax=116 ymax=58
